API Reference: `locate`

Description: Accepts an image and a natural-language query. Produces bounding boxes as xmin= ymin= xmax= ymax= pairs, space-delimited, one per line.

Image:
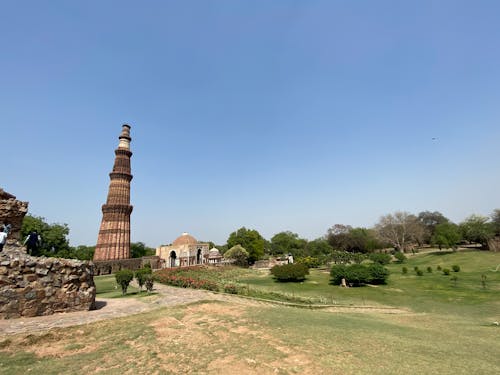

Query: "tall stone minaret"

xmin=94 ymin=124 xmax=133 ymax=261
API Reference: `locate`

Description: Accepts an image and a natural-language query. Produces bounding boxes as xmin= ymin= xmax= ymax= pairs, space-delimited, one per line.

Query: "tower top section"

xmin=118 ymin=124 xmax=132 ymax=150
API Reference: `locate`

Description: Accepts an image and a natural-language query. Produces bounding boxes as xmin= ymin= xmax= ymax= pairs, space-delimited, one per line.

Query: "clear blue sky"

xmin=2 ymin=1 xmax=499 ymax=247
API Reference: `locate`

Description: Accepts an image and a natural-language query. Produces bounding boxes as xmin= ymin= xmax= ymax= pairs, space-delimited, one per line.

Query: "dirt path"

xmin=0 ymin=284 xmax=227 ymax=335
xmin=0 ymin=283 xmax=408 ymax=336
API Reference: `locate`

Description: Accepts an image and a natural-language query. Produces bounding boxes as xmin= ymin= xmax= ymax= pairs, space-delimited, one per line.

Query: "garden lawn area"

xmin=94 ymin=274 xmax=143 ymax=298
xmin=235 ymin=250 xmax=500 ymax=320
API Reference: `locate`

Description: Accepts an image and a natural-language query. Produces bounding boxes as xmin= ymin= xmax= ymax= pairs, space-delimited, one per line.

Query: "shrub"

xmin=416 ymin=269 xmax=424 ymax=276
xmin=115 ymin=269 xmax=134 ymax=295
xmin=414 ymin=266 xmax=419 ymax=272
xmin=271 ymin=263 xmax=309 ymax=282
xmin=452 ymin=265 xmax=460 ymax=272
xmin=427 ymin=266 xmax=432 ymax=273
xmin=394 ymin=252 xmax=406 ymax=263
xmin=402 ymin=266 xmax=408 ymax=274
xmin=369 ymin=253 xmax=392 ymax=265
xmin=144 ymin=274 xmax=155 ymax=293
xmin=437 ymin=265 xmax=442 ymax=271
xmin=224 ymin=245 xmax=249 ymax=267
xmin=442 ymin=268 xmax=450 ymax=276
xmin=330 ymin=263 xmax=389 ymax=286
xmin=135 ymin=267 xmax=153 ymax=291
xmin=367 ymin=263 xmax=390 ymax=284
xmin=296 ymin=256 xmax=321 ymax=268
xmin=223 ymin=284 xmax=238 ymax=294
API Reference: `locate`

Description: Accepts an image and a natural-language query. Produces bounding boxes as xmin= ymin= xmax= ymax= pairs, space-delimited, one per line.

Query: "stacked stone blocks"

xmin=0 ymin=250 xmax=96 ymax=319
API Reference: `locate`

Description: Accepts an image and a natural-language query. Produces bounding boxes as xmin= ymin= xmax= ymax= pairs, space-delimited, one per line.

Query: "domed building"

xmin=156 ymin=232 xmax=210 ymax=268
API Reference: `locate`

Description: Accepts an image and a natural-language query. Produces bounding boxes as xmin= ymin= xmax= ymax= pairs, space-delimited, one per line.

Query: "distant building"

xmin=156 ymin=232 xmax=210 ymax=268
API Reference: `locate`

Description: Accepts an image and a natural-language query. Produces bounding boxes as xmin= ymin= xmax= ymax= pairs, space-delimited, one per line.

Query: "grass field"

xmin=0 ymin=250 xmax=499 ymax=374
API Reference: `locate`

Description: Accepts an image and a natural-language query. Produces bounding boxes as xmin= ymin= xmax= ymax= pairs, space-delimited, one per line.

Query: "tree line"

xmin=20 ymin=209 xmax=500 ymax=263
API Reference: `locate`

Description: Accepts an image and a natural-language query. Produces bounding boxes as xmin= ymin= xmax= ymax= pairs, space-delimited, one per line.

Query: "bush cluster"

xmin=270 ymin=263 xmax=309 ymax=282
xmin=452 ymin=265 xmax=461 ymax=272
xmin=330 ymin=263 xmax=389 ymax=286
xmin=393 ymin=252 xmax=406 ymax=263
xmin=369 ymin=253 xmax=392 ymax=265
xmin=135 ymin=266 xmax=153 ymax=291
xmin=296 ymin=256 xmax=321 ymax=268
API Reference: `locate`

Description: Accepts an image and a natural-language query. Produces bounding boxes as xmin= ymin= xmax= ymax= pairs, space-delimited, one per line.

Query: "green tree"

xmin=270 ymin=231 xmax=307 ymax=257
xmin=224 ymin=244 xmax=249 ymax=267
xmin=326 ymin=224 xmax=352 ymax=251
xmin=327 ymin=225 xmax=383 ymax=253
xmin=431 ymin=222 xmax=462 ymax=250
xmin=459 ymin=215 xmax=494 ymax=248
xmin=130 ymin=242 xmax=155 ymax=258
xmin=115 ymin=269 xmax=134 ymax=295
xmin=72 ymin=245 xmax=95 ymax=260
xmin=135 ymin=267 xmax=153 ymax=291
xmin=418 ymin=211 xmax=449 ymax=243
xmin=21 ymin=215 xmax=70 ymax=256
xmin=226 ymin=227 xmax=265 ymax=263
xmin=304 ymin=238 xmax=333 ymax=257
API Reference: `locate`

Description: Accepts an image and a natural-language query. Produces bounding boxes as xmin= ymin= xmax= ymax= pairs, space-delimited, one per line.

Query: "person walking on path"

xmin=24 ymin=230 xmax=41 ymax=256
xmin=0 ymin=228 xmax=7 ymax=251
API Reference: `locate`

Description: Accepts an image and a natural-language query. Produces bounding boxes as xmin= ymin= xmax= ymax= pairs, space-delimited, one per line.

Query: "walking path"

xmin=0 ymin=283 xmax=229 ymax=336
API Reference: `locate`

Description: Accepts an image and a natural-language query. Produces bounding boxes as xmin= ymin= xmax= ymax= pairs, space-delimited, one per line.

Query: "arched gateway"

xmin=156 ymin=232 xmax=210 ymax=268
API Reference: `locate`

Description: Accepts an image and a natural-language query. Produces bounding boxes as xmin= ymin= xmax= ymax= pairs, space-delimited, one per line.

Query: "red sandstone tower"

xmin=94 ymin=125 xmax=133 ymax=261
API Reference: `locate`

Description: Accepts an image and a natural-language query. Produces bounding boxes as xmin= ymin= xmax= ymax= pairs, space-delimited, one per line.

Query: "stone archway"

xmin=197 ymin=248 xmax=202 ymax=264
xmin=169 ymin=251 xmax=177 ymax=268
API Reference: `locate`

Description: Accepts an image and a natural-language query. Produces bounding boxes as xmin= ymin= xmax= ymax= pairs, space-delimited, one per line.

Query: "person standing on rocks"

xmin=0 ymin=228 xmax=7 ymax=251
xmin=24 ymin=230 xmax=41 ymax=256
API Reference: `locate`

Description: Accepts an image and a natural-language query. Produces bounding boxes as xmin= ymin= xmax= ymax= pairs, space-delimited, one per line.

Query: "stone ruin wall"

xmin=93 ymin=255 xmax=161 ymax=275
xmin=0 ymin=188 xmax=28 ymax=243
xmin=0 ymin=250 xmax=96 ymax=319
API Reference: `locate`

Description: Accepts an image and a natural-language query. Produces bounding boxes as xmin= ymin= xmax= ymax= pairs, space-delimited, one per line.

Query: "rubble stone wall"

xmin=0 ymin=250 xmax=96 ymax=319
xmin=0 ymin=188 xmax=28 ymax=242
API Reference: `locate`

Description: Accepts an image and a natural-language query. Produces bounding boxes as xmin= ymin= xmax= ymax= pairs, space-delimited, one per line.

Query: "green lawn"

xmin=94 ymin=274 xmax=143 ymax=298
xmin=238 ymin=250 xmax=500 ymax=320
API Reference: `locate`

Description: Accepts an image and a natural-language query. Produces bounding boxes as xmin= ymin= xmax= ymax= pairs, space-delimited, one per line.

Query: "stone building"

xmin=156 ymin=233 xmax=210 ymax=268
xmin=94 ymin=125 xmax=134 ymax=261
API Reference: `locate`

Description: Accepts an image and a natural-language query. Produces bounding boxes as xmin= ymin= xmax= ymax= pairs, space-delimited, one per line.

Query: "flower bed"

xmin=154 ymin=265 xmax=249 ymax=292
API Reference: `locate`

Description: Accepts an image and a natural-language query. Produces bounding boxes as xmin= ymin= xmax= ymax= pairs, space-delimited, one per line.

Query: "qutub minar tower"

xmin=94 ymin=124 xmax=133 ymax=261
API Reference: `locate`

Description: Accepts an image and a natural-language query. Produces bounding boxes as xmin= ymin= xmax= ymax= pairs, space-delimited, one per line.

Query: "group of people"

xmin=0 ymin=223 xmax=42 ymax=256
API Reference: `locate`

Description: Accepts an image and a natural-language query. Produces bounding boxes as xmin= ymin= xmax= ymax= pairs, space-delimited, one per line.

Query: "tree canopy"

xmin=226 ymin=227 xmax=265 ymax=263
xmin=459 ymin=215 xmax=494 ymax=248
xmin=269 ymin=231 xmax=307 ymax=256
xmin=431 ymin=222 xmax=462 ymax=250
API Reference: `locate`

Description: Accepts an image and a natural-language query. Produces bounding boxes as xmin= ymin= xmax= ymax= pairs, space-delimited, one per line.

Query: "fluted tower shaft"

xmin=94 ymin=125 xmax=133 ymax=260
